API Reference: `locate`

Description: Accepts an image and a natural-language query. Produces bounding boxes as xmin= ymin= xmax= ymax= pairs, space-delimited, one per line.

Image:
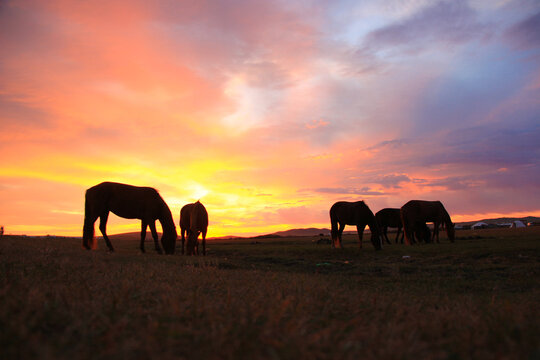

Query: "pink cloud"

xmin=305 ymin=119 xmax=330 ymax=129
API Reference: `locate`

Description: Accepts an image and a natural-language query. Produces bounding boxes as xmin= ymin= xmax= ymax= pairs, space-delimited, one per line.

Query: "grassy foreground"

xmin=1 ymin=227 xmax=539 ymax=359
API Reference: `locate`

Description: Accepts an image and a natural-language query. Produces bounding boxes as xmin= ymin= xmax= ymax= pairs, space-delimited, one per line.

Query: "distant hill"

xmin=99 ymin=216 xmax=540 ymax=241
xmin=269 ymin=216 xmax=540 ymax=237
xmin=99 ymin=232 xmax=149 ymax=241
xmin=101 ymin=232 xmax=249 ymax=241
xmin=457 ymin=216 xmax=540 ymax=226
xmin=271 ymin=228 xmax=362 ymax=237
xmin=272 ymin=228 xmax=331 ymax=237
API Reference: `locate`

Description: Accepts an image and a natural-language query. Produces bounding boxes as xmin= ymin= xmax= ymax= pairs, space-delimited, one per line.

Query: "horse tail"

xmin=82 ymin=191 xmax=96 ymax=250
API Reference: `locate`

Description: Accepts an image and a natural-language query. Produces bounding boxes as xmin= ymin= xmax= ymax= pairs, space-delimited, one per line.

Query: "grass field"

xmin=1 ymin=227 xmax=539 ymax=359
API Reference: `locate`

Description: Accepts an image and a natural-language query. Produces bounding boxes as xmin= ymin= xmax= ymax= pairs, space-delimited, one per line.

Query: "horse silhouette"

xmin=375 ymin=208 xmax=404 ymax=244
xmin=82 ymin=182 xmax=177 ymax=254
xmin=400 ymin=200 xmax=455 ymax=245
xmin=329 ymin=201 xmax=381 ymax=250
xmin=179 ymin=201 xmax=208 ymax=255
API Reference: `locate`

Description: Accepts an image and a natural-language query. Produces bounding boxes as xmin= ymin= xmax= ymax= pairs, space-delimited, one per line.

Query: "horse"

xmin=82 ymin=182 xmax=177 ymax=254
xmin=400 ymin=200 xmax=455 ymax=245
xmin=329 ymin=201 xmax=382 ymax=250
xmin=179 ymin=201 xmax=208 ymax=255
xmin=375 ymin=208 xmax=404 ymax=244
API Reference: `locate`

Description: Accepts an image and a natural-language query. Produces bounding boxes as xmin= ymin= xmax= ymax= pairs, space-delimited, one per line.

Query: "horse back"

xmin=190 ymin=201 xmax=208 ymax=231
xmin=401 ymin=200 xmax=446 ymax=221
xmin=376 ymin=208 xmax=401 ymax=227
xmin=86 ymin=182 xmax=164 ymax=220
xmin=331 ymin=201 xmax=374 ymax=225
xmin=180 ymin=203 xmax=194 ymax=230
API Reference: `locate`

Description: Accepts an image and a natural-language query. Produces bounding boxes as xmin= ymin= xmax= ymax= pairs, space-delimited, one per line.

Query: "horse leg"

xmin=383 ymin=226 xmax=391 ymax=245
xmin=202 ymin=229 xmax=207 ymax=256
xmin=395 ymin=227 xmax=401 ymax=244
xmin=330 ymin=220 xmax=338 ymax=249
xmin=356 ymin=224 xmax=365 ymax=249
xmin=181 ymin=228 xmax=185 ymax=255
xmin=408 ymin=223 xmax=417 ymax=245
xmin=98 ymin=212 xmax=114 ymax=252
xmin=149 ymin=221 xmax=163 ymax=254
xmin=139 ymin=221 xmax=147 ymax=253
xmin=83 ymin=214 xmax=98 ymax=250
xmin=337 ymin=223 xmax=345 ymax=249
xmin=432 ymin=221 xmax=439 ymax=243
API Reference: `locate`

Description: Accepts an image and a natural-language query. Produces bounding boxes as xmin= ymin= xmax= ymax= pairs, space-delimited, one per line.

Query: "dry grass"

xmin=1 ymin=227 xmax=539 ymax=359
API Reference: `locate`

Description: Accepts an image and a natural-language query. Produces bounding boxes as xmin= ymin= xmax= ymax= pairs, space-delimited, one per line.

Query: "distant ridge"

xmin=458 ymin=216 xmax=540 ymax=226
xmin=269 ymin=216 xmax=540 ymax=237
xmin=272 ymin=228 xmax=333 ymax=237
xmin=98 ymin=216 xmax=540 ymax=241
xmin=99 ymin=232 xmax=152 ymax=241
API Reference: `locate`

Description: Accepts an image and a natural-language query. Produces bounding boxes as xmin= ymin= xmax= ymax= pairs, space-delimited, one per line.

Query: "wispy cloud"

xmin=313 ymin=187 xmax=385 ymax=196
xmin=505 ymin=10 xmax=540 ymax=49
xmin=305 ymin=119 xmax=330 ymax=129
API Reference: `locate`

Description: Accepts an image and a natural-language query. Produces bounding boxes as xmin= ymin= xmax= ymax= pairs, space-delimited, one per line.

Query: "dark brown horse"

xmin=329 ymin=201 xmax=381 ymax=250
xmin=82 ymin=182 xmax=177 ymax=254
xmin=179 ymin=201 xmax=208 ymax=255
xmin=375 ymin=208 xmax=404 ymax=244
xmin=400 ymin=200 xmax=455 ymax=245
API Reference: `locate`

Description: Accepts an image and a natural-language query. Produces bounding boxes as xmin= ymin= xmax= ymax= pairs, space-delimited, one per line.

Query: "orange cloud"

xmin=305 ymin=119 xmax=330 ymax=129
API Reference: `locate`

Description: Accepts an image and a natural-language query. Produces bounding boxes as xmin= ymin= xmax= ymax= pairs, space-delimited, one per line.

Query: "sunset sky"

xmin=1 ymin=0 xmax=539 ymax=238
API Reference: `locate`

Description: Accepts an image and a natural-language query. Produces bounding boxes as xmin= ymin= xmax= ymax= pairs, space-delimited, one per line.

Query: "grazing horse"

xmin=375 ymin=208 xmax=404 ymax=244
xmin=179 ymin=201 xmax=208 ymax=255
xmin=329 ymin=201 xmax=381 ymax=250
xmin=82 ymin=182 xmax=177 ymax=254
xmin=400 ymin=200 xmax=455 ymax=245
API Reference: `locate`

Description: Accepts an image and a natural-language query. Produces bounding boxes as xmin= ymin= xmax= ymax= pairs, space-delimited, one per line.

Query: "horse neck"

xmin=366 ymin=212 xmax=379 ymax=234
xmin=158 ymin=204 xmax=175 ymax=234
xmin=441 ymin=208 xmax=451 ymax=226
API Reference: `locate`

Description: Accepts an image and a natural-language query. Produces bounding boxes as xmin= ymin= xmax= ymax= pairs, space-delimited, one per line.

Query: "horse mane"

xmin=443 ymin=209 xmax=451 ymax=224
xmin=440 ymin=204 xmax=455 ymax=241
xmin=157 ymin=195 xmax=176 ymax=233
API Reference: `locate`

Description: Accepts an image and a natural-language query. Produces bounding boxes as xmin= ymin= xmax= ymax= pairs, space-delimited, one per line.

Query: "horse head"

xmin=370 ymin=231 xmax=382 ymax=250
xmin=160 ymin=226 xmax=177 ymax=254
xmin=447 ymin=222 xmax=455 ymax=242
xmin=368 ymin=210 xmax=382 ymax=250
